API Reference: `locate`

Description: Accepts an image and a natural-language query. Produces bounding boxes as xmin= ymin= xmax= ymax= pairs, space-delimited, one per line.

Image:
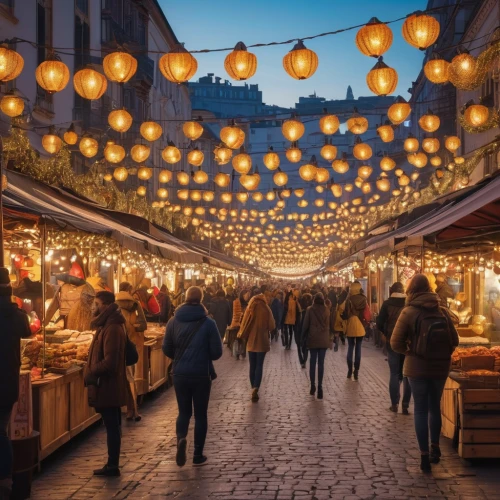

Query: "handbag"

xmin=125 ymin=334 xmax=139 ymax=366
xmin=362 ymin=303 xmax=372 ymax=325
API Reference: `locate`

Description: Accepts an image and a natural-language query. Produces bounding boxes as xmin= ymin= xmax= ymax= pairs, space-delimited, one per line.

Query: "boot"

xmin=93 ymin=465 xmax=120 ymax=477
xmin=430 ymin=444 xmax=441 ymax=464
xmin=353 ymin=369 xmax=359 ymax=381
xmin=176 ymin=437 xmax=187 ymax=467
xmin=402 ymin=406 xmax=410 ymax=415
xmin=420 ymin=454 xmax=431 ymax=472
xmin=389 ymin=405 xmax=398 ymax=413
xmin=251 ymin=388 xmax=259 ymax=402
xmin=317 ymin=386 xmax=323 ymax=400
xmin=347 ymin=360 xmax=353 ymax=379
xmin=310 ymin=383 xmax=316 ymax=395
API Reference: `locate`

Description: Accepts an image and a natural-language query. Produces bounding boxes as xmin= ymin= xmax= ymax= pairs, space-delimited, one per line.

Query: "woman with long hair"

xmin=344 ymin=282 xmax=367 ymax=380
xmin=228 ymin=289 xmax=250 ymax=360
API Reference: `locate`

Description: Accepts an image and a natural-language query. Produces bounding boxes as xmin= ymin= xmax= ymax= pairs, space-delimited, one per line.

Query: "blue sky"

xmin=159 ymin=0 xmax=428 ymax=108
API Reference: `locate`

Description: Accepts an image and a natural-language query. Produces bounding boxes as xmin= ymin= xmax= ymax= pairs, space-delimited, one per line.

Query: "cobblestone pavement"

xmin=31 ymin=340 xmax=500 ymax=500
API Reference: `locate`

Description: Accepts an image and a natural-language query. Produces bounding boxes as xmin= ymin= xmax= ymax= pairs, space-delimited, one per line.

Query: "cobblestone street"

xmin=31 ymin=341 xmax=500 ymax=500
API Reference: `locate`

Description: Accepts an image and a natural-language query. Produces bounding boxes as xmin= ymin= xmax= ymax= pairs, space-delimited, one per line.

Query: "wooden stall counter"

xmin=142 ymin=324 xmax=171 ymax=394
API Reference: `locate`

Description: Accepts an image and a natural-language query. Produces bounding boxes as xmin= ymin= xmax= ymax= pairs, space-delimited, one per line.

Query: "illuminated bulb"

xmin=162 ymin=142 xmax=181 ymax=164
xmin=131 ymin=144 xmax=150 ymax=163
xmin=380 ymin=156 xmax=396 ymax=171
xmin=387 ymin=97 xmax=411 ymax=125
xmin=282 ymin=40 xmax=318 ymax=80
xmin=220 ymin=123 xmax=245 ymax=149
xmin=286 ymin=144 xmax=302 ymax=163
xmin=140 ymin=121 xmax=162 ymax=142
xmin=177 ymin=171 xmax=190 ymax=186
xmin=282 ymin=117 xmax=305 ymax=141
xmin=182 ymin=120 xmax=204 ymax=140
xmin=263 ymin=147 xmax=280 ymax=170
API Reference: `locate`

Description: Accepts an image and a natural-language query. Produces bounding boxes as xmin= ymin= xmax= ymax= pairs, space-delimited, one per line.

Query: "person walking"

xmin=283 ymin=288 xmax=301 ymax=350
xmin=343 ymin=282 xmax=367 ymax=380
xmin=157 ymin=284 xmax=173 ymax=325
xmin=297 ymin=292 xmax=313 ymax=367
xmin=0 ymin=268 xmax=31 ymax=498
xmin=334 ymin=288 xmax=348 ymax=347
xmin=209 ymin=289 xmax=232 ymax=340
xmin=237 ymin=291 xmax=275 ymax=402
xmin=376 ymin=282 xmax=411 ymax=414
xmin=302 ymin=293 xmax=330 ymax=399
xmin=84 ymin=291 xmax=128 ymax=477
xmin=391 ymin=274 xmax=459 ymax=472
xmin=162 ymin=287 xmax=222 ymax=467
xmin=228 ymin=289 xmax=250 ymax=359
xmin=270 ymin=291 xmax=284 ymax=342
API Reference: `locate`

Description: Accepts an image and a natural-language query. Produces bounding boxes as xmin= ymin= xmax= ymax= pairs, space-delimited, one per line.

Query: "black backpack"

xmin=413 ymin=308 xmax=453 ymax=360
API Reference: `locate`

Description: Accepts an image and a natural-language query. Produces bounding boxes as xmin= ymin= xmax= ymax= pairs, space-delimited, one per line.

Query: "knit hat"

xmin=0 ymin=267 xmax=13 ymax=297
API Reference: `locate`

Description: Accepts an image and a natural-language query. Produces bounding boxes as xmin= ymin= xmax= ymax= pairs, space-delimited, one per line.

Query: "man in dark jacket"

xmin=270 ymin=292 xmax=284 ymax=342
xmin=157 ymin=284 xmax=173 ymax=324
xmin=0 ymin=268 xmax=31 ymax=496
xmin=376 ymin=282 xmax=412 ymax=414
xmin=208 ymin=290 xmax=232 ymax=339
xmin=163 ymin=287 xmax=223 ymax=467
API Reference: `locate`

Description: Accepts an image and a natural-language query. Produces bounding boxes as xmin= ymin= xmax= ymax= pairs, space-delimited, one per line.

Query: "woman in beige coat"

xmin=344 ymin=282 xmax=367 ymax=381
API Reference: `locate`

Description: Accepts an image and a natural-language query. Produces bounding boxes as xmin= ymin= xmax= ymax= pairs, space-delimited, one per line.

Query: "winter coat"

xmin=238 ymin=294 xmax=275 ymax=353
xmin=157 ymin=292 xmax=173 ymax=324
xmin=436 ymin=281 xmax=454 ymax=308
xmin=85 ymin=303 xmax=128 ymax=408
xmin=376 ymin=293 xmax=406 ymax=342
xmin=162 ymin=303 xmax=223 ymax=377
xmin=209 ymin=296 xmax=232 ymax=337
xmin=271 ymin=298 xmax=284 ymax=328
xmin=390 ymin=292 xmax=459 ymax=379
xmin=344 ymin=283 xmax=367 ymax=337
xmin=116 ymin=291 xmax=147 ymax=344
xmin=0 ymin=298 xmax=31 ymax=407
xmin=283 ymin=291 xmax=301 ymax=325
xmin=302 ymin=302 xmax=330 ymax=349
xmin=229 ymin=298 xmax=246 ymax=329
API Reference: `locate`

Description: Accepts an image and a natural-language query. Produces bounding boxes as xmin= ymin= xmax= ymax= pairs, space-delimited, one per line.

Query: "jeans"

xmin=0 ymin=406 xmax=13 ymax=480
xmin=347 ymin=337 xmax=363 ymax=371
xmin=173 ymin=376 xmax=212 ymax=456
xmin=248 ymin=352 xmax=266 ymax=389
xmin=309 ymin=348 xmax=327 ymax=386
xmin=387 ymin=348 xmax=412 ymax=408
xmin=284 ymin=324 xmax=294 ymax=348
xmin=295 ymin=328 xmax=308 ymax=365
xmin=96 ymin=407 xmax=122 ymax=467
xmin=408 ymin=377 xmax=447 ymax=453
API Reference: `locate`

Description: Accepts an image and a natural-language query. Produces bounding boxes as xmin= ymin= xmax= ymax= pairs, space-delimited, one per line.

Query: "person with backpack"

xmin=391 ymin=274 xmax=459 ymax=472
xmin=162 ymin=287 xmax=223 ymax=467
xmin=343 ymin=282 xmax=367 ymax=380
xmin=376 ymin=282 xmax=411 ymax=414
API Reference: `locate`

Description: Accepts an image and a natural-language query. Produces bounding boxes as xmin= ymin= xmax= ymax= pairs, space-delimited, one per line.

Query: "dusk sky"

xmin=160 ymin=0 xmax=428 ymax=108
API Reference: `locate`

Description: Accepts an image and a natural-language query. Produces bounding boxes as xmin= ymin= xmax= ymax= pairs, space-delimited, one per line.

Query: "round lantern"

xmin=240 ymin=170 xmax=261 ymax=191
xmin=435 ymin=169 xmax=445 ymax=180
xmin=0 ymin=90 xmax=24 ymax=117
xmin=294 ymin=188 xmax=305 ymax=198
xmin=358 ymin=165 xmax=373 ymax=180
xmin=320 ymin=142 xmax=337 ymax=161
xmin=314 ymin=199 xmax=325 ymax=208
xmin=232 ymin=148 xmax=252 ymax=174
xmin=366 ymin=57 xmax=398 ymax=96
xmin=419 ymin=110 xmax=440 ymax=133
xmin=398 ymin=173 xmax=411 ymax=186
xmin=0 ymin=46 xmax=24 ymax=82
xmin=159 ymin=45 xmax=198 ymax=83
xmin=108 ymin=108 xmax=133 ymax=132
xmin=411 ymin=172 xmax=420 ymax=181
xmin=214 ymin=172 xmax=230 ymax=188
xmin=430 ymin=155 xmax=442 ymax=167
xmin=130 ymin=144 xmax=150 ymax=163
xmin=361 ymin=182 xmax=371 ymax=194
xmin=42 ymin=127 xmax=62 ymax=154
xmin=79 ymin=136 xmax=98 ymax=158
xmin=138 ymin=167 xmax=153 ymax=181
xmin=221 ymin=192 xmax=233 ymax=204
xmin=162 ymin=142 xmax=181 ymax=164
xmin=376 ymin=173 xmax=391 ymax=192
xmin=103 ymin=173 xmax=113 ymax=182
xmin=73 ymin=67 xmax=108 ymax=100
xmin=282 ymin=117 xmax=305 ymax=141
xmin=157 ymin=188 xmax=169 ymax=199
xmin=103 ymin=51 xmax=137 ymax=83
xmin=263 ymin=147 xmax=280 ymax=170
xmin=236 ymin=192 xmax=249 ymax=203
xmin=252 ymin=192 xmax=264 ymax=202
xmin=346 ymin=111 xmax=369 ymax=134
xmin=404 ymin=134 xmax=419 ymax=153
xmin=137 ymin=186 xmax=147 ymax=196
xmin=344 ymin=184 xmax=353 ymax=193
xmin=445 ymin=136 xmax=461 ymax=152
xmin=104 ymin=141 xmax=125 ymax=164
xmin=448 ymin=52 xmax=477 ymax=87
xmin=353 ymin=138 xmax=373 ymax=160
xmin=273 ymin=169 xmax=288 ymax=187
xmin=355 ymin=17 xmax=393 ymax=57
xmin=203 ymin=191 xmax=215 ymax=202
xmin=177 ymin=189 xmax=189 ymax=201
xmin=113 ymin=166 xmax=128 ymax=182
xmin=159 ymin=169 xmax=173 ymax=183
xmin=183 ymin=120 xmax=204 ymax=140
xmin=266 ymin=191 xmax=276 ymax=201
xmin=332 ymin=154 xmax=350 ymax=174
xmin=63 ymin=123 xmax=78 ymax=145
xmin=298 ymin=199 xmax=309 ymax=207
xmin=331 ymin=183 xmax=343 ymax=198
xmin=282 ymin=40 xmax=318 ymax=80
xmin=412 ymin=152 xmax=428 ymax=168
xmin=377 ymin=122 xmax=394 ymax=143
xmin=464 ymin=104 xmax=489 ymax=127
xmin=140 ymin=121 xmax=162 ymax=142
xmin=299 ymin=162 xmax=317 ymax=182
xmin=35 ymin=57 xmax=70 ymax=93
xmin=286 ymin=144 xmax=302 ymax=163
xmin=424 ymin=53 xmax=449 ymax=84
xmin=187 ymin=148 xmax=204 ymax=167
xmin=224 ymin=41 xmax=257 ymax=81
xmin=380 ymin=156 xmax=396 ymax=171
xmin=214 ymin=144 xmax=233 ymax=165
xmin=387 ymin=97 xmax=411 ymax=124
xmin=402 ymin=13 xmax=440 ymax=50
xmin=193 ymin=168 xmax=208 ymax=184
xmin=422 ymin=137 xmax=440 ymax=154
xmin=220 ymin=124 xmax=245 ymax=149
xmin=319 ymin=114 xmax=340 ymax=135
xmin=315 ymin=167 xmax=329 ymax=183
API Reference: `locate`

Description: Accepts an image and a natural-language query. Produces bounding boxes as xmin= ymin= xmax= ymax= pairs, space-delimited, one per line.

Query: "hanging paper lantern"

xmin=319 ymin=114 xmax=340 ymax=135
xmin=387 ymin=97 xmax=411 ymax=125
xmin=366 ymin=57 xmax=398 ymax=96
xmin=232 ymin=148 xmax=252 ymax=174
xmin=235 ymin=192 xmax=249 ymax=204
xmin=214 ymin=144 xmax=233 ymax=165
xmin=104 ymin=141 xmax=125 ymax=164
xmin=42 ymin=127 xmax=62 ymax=154
xmin=214 ymin=172 xmax=230 ymax=188
xmin=282 ymin=117 xmax=305 ymax=141
xmin=331 ymin=183 xmax=343 ymax=198
xmin=162 ymin=142 xmax=181 ymax=164
xmin=346 ymin=111 xmax=369 ymax=134
xmin=263 ymin=147 xmax=280 ymax=170
xmin=286 ymin=143 xmax=302 ymax=163
xmin=411 ymin=172 xmax=420 ymax=181
xmin=320 ymin=141 xmax=337 ymax=161
xmin=183 ymin=121 xmax=204 ymax=141
xmin=252 ymin=192 xmax=264 ymax=202
xmin=355 ymin=17 xmax=393 ymax=57
xmin=376 ymin=173 xmax=391 ymax=192
xmin=220 ymin=123 xmax=245 ymax=149
xmin=332 ymin=154 xmax=350 ymax=174
xmin=358 ymin=165 xmax=373 ymax=180
xmin=299 ymin=156 xmax=318 ymax=181
xmin=411 ymin=152 xmax=428 ymax=168
xmin=103 ymin=51 xmax=137 ymax=83
xmin=113 ymin=166 xmax=128 ymax=182
xmin=79 ymin=136 xmax=98 ymax=158
xmin=140 ymin=121 xmax=162 ymax=142
xmin=404 ymin=134 xmax=419 ymax=153
xmin=73 ymin=67 xmax=107 ymax=100
xmin=380 ymin=156 xmax=396 ymax=172
xmin=138 ymin=167 xmax=153 ymax=180
xmin=353 ymin=138 xmax=373 ymax=160
xmin=443 ymin=136 xmax=460 ymax=153
xmin=63 ymin=123 xmax=78 ymax=145
xmin=240 ymin=170 xmax=261 ymax=191
xmin=158 ymin=169 xmax=172 ymax=184
xmin=294 ymin=188 xmax=305 ymax=198
xmin=430 ymin=155 xmax=442 ymax=167
xmin=402 ymin=13 xmax=440 ymax=50
xmin=35 ymin=57 xmax=70 ymax=93
xmin=266 ymin=191 xmax=276 ymax=201
xmin=343 ymin=184 xmax=353 ymax=193
xmin=108 ymin=108 xmax=133 ymax=132
xmin=103 ymin=173 xmax=113 ymax=182
xmin=283 ymin=40 xmax=318 ymax=80
xmin=0 ymin=46 xmax=24 ymax=81
xmin=273 ymin=168 xmax=288 ymax=187
xmin=225 ymin=41 xmax=257 ymax=81
xmin=395 ymin=168 xmax=404 ymax=177
xmin=130 ymin=144 xmax=150 ymax=163
xmin=315 ymin=167 xmax=329 ymax=184
xmin=398 ymin=173 xmax=411 ymax=186
xmin=419 ymin=110 xmax=440 ymax=133
xmin=156 ymin=188 xmax=169 ymax=199
xmin=463 ymin=104 xmax=489 ymax=127
xmin=314 ymin=199 xmax=325 ymax=207
xmin=361 ymin=182 xmax=371 ymax=194
xmin=448 ymin=52 xmax=477 ymax=87
xmin=159 ymin=45 xmax=198 ymax=83
xmin=177 ymin=189 xmax=189 ymax=201
xmin=193 ymin=168 xmax=208 ymax=184
xmin=422 ymin=137 xmax=440 ymax=154
xmin=0 ymin=90 xmax=24 ymax=117
xmin=202 ymin=191 xmax=215 ymax=202
xmin=424 ymin=53 xmax=449 ymax=84
xmin=187 ymin=148 xmax=204 ymax=167
xmin=136 ymin=186 xmax=147 ymax=196
xmin=377 ymin=122 xmax=394 ymax=143
xmin=221 ymin=192 xmax=233 ymax=204
xmin=298 ymin=199 xmax=309 ymax=207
